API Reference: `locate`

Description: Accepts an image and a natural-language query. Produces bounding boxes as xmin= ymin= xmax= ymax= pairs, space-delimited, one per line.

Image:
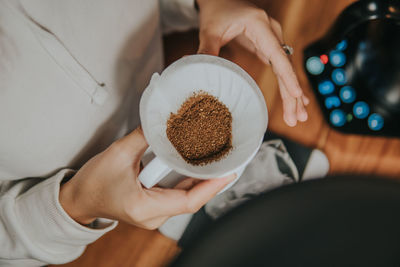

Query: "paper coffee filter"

xmin=140 ymin=55 xmax=268 ymax=179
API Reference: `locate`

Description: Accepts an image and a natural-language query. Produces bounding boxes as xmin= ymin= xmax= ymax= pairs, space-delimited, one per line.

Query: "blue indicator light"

xmin=336 ymin=40 xmax=348 ymax=51
xmin=306 ymin=56 xmax=324 ymax=75
xmin=325 ymin=96 xmax=341 ymax=109
xmin=330 ymin=109 xmax=346 ymax=127
xmin=353 ymin=101 xmax=370 ymax=119
xmin=339 ymin=86 xmax=356 ymax=103
xmin=318 ymin=80 xmax=335 ymax=95
xmin=368 ymin=113 xmax=384 ymax=131
xmin=332 ymin=68 xmax=347 ymax=86
xmin=329 ymin=50 xmax=346 ymax=67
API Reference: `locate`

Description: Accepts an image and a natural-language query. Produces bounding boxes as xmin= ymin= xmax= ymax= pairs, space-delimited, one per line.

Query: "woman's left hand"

xmin=196 ymin=0 xmax=309 ymax=127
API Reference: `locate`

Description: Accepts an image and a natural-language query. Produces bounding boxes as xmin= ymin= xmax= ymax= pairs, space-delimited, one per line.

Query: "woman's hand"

xmin=60 ymin=127 xmax=235 ymax=229
xmin=196 ymin=0 xmax=309 ymax=127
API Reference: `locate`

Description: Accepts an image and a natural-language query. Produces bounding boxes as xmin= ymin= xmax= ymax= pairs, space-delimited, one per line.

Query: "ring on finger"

xmin=281 ymin=44 xmax=294 ymax=55
xmin=268 ymin=44 xmax=294 ymax=65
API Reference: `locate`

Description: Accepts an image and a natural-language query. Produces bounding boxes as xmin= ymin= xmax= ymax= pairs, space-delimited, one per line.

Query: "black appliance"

xmin=171 ymin=177 xmax=400 ymax=266
xmin=303 ymin=0 xmax=400 ymax=137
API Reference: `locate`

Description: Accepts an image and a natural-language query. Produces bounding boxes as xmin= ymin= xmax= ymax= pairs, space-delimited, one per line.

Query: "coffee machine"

xmin=304 ymin=0 xmax=400 ymax=137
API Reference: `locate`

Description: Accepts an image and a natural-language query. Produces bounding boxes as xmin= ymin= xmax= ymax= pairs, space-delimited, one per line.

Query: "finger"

xmin=278 ymin=76 xmax=297 ymax=127
xmin=296 ymin=97 xmax=308 ymax=122
xmin=277 ymin=38 xmax=308 ymax=123
xmin=139 ymin=188 xmax=188 ymax=219
xmin=135 ymin=216 xmax=169 ymax=230
xmin=144 ymin=174 xmax=236 ymax=217
xmin=174 ymin=177 xmax=202 ymax=190
xmin=234 ymin=34 xmax=257 ymax=54
xmin=264 ymin=18 xmax=283 ymax=67
xmin=270 ymin=49 xmax=302 ymax=99
xmin=115 ymin=126 xmax=149 ymax=159
xmin=198 ymin=24 xmax=245 ymax=56
xmin=269 ymin=18 xmax=284 ymax=44
xmin=185 ymin=174 xmax=236 ymax=212
xmin=246 ymin=20 xmax=302 ymax=98
xmin=302 ymin=94 xmax=310 ymax=106
xmin=267 ymin=19 xmax=302 ymax=99
xmin=198 ymin=29 xmax=222 ymax=56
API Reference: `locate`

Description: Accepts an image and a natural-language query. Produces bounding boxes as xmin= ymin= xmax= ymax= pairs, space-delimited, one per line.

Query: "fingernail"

xmin=298 ymin=112 xmax=308 ymax=122
xmin=284 ymin=115 xmax=297 ymax=127
xmin=303 ymin=96 xmax=310 ymax=105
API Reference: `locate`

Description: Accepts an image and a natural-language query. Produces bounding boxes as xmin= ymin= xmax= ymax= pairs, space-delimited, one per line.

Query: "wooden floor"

xmin=56 ymin=0 xmax=400 ymax=266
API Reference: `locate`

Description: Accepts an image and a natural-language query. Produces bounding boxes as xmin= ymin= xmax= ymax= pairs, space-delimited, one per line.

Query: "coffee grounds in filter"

xmin=166 ymin=91 xmax=233 ymax=166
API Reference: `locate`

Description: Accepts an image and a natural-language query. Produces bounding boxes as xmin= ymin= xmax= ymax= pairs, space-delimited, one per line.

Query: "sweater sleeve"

xmin=0 ymin=169 xmax=118 ymax=266
xmin=159 ymin=0 xmax=199 ymax=34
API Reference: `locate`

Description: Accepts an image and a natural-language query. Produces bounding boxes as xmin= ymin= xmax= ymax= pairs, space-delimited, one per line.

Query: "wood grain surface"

xmin=55 ymin=1 xmax=400 ymax=266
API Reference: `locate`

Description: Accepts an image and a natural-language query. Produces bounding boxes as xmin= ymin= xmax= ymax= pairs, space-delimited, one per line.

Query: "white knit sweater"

xmin=0 ymin=0 xmax=198 ymax=265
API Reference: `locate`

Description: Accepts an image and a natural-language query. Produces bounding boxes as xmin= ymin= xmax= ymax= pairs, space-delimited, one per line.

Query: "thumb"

xmin=186 ymin=173 xmax=237 ymax=211
xmin=145 ymin=173 xmax=237 ymax=217
xmin=116 ymin=126 xmax=149 ymax=159
xmin=198 ymin=30 xmax=221 ymax=56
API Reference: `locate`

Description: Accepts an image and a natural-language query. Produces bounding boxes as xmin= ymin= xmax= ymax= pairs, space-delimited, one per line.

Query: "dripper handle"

xmin=139 ymin=156 xmax=172 ymax=188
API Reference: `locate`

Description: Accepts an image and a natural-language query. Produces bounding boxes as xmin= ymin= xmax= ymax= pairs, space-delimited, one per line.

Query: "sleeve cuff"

xmin=160 ymin=0 xmax=199 ymax=34
xmin=13 ymin=169 xmax=117 ymax=263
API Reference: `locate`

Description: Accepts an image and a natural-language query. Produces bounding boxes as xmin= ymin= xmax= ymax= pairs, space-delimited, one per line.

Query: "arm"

xmin=0 ymin=127 xmax=234 ymax=266
xmin=0 ymin=170 xmax=117 ymax=266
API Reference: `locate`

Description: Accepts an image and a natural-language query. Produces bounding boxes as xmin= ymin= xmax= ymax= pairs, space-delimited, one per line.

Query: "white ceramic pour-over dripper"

xmin=139 ymin=55 xmax=268 ymax=189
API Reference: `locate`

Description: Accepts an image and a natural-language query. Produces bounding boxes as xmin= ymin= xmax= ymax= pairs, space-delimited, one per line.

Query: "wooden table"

xmin=57 ymin=1 xmax=400 ymax=266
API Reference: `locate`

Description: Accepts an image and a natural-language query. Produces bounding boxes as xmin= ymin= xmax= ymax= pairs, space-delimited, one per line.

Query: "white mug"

xmin=139 ymin=55 xmax=268 ymax=189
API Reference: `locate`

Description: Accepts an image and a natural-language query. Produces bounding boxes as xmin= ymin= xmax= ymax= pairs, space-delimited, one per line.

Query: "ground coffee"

xmin=166 ymin=91 xmax=232 ymax=166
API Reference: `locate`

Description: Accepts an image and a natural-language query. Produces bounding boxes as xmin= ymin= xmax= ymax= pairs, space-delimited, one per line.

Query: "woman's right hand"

xmin=59 ymin=127 xmax=236 ymax=229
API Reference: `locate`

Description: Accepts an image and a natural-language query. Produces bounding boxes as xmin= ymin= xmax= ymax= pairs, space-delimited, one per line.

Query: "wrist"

xmin=59 ymin=179 xmax=97 ymax=225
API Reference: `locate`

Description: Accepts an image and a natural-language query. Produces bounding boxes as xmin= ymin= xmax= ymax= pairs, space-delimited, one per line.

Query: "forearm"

xmin=0 ymin=169 xmax=117 ymax=266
